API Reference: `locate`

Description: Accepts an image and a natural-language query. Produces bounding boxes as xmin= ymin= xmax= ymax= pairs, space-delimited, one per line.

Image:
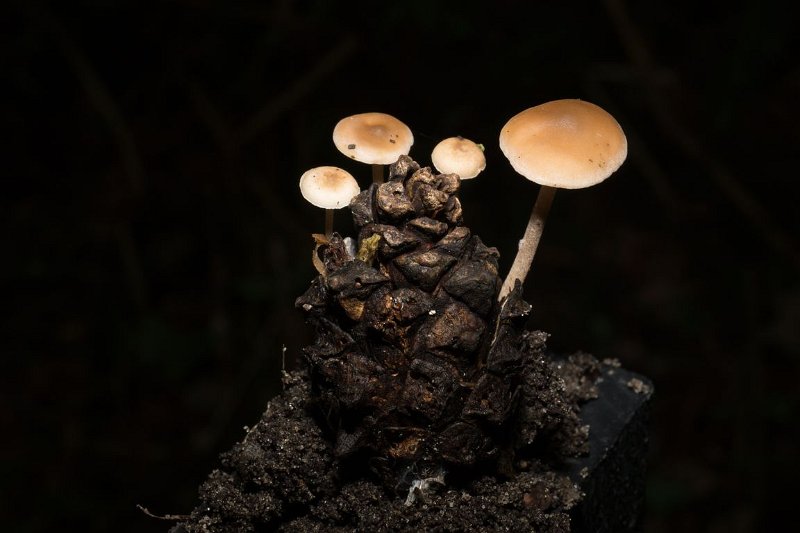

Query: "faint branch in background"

xmin=604 ymin=0 xmax=800 ymax=269
xmin=48 ymin=20 xmax=145 ymax=196
xmin=237 ymin=35 xmax=358 ymax=144
xmin=188 ymin=83 xmax=308 ymax=242
xmin=31 ymin=1 xmax=151 ymax=310
xmin=115 ymin=224 xmax=149 ymax=312
xmin=189 ymin=82 xmax=237 ymax=160
xmin=584 ymin=70 xmax=683 ymax=217
xmin=737 ymin=268 xmax=767 ymax=515
xmin=187 ymin=82 xmax=237 ymax=366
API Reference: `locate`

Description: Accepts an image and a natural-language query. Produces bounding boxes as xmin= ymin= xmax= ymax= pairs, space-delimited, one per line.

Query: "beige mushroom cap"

xmin=299 ymin=166 xmax=360 ymax=209
xmin=333 ymin=112 xmax=414 ymax=165
xmin=499 ymin=99 xmax=627 ymax=189
xmin=431 ymin=136 xmax=486 ymax=179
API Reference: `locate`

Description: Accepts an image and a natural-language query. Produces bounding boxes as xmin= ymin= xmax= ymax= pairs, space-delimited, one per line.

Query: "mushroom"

xmin=431 ymin=136 xmax=486 ymax=180
xmin=497 ymin=99 xmax=627 ymax=301
xmin=299 ymin=166 xmax=360 ymax=237
xmin=333 ymin=112 xmax=414 ymax=184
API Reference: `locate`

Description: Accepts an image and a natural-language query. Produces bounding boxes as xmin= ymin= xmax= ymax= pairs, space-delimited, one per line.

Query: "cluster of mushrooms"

xmin=300 ymin=100 xmax=627 ymax=301
xmin=295 ymin=100 xmax=627 ymax=489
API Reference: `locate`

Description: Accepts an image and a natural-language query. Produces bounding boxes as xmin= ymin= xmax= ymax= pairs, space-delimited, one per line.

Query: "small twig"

xmin=189 ymin=82 xmax=237 ymax=159
xmin=136 ymin=504 xmax=188 ymax=521
xmin=49 ymin=15 xmax=145 ymax=196
xmin=32 ymin=1 xmax=152 ymax=309
xmin=115 ymin=223 xmax=149 ymax=312
xmin=281 ymin=345 xmax=292 ymax=390
xmin=238 ymin=35 xmax=358 ymax=144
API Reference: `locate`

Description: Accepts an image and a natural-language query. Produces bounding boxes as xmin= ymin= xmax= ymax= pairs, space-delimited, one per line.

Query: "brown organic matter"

xmin=294 ymin=156 xmax=595 ymax=489
xmin=170 ymin=364 xmax=603 ymax=533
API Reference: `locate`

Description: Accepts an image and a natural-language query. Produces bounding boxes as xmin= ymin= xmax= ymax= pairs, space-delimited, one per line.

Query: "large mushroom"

xmin=333 ymin=112 xmax=414 ymax=184
xmin=431 ymin=136 xmax=486 ymax=180
xmin=299 ymin=166 xmax=360 ymax=237
xmin=497 ymin=99 xmax=627 ymax=301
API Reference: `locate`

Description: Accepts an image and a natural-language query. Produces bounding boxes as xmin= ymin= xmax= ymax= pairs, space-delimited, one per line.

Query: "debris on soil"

xmin=170 ymin=368 xmax=596 ymax=533
xmin=626 ymin=377 xmax=653 ymax=395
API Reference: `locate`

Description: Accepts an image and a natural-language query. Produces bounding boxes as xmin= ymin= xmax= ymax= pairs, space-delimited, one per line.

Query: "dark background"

xmin=3 ymin=1 xmax=798 ymax=531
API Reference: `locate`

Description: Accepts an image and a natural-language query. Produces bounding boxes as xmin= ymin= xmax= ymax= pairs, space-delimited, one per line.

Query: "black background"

xmin=3 ymin=1 xmax=798 ymax=531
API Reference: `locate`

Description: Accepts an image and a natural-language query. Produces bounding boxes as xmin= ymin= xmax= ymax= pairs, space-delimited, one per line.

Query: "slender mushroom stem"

xmin=372 ymin=164 xmax=384 ymax=184
xmin=325 ymin=209 xmax=334 ymax=238
xmin=498 ymin=185 xmax=557 ymax=301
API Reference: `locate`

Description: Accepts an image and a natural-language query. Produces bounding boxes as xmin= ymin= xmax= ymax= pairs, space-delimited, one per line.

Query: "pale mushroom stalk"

xmin=371 ymin=164 xmax=383 ymax=185
xmin=299 ymin=166 xmax=360 ymax=238
xmin=498 ymin=185 xmax=556 ymax=301
xmin=496 ymin=99 xmax=628 ymax=303
xmin=325 ymin=209 xmax=335 ymax=237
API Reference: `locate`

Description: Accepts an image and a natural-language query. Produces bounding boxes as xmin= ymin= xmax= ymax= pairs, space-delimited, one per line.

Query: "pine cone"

xmin=296 ymin=156 xmax=587 ymax=489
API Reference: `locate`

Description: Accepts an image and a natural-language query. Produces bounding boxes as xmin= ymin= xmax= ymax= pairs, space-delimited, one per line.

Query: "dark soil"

xmin=170 ymin=353 xmax=610 ymax=533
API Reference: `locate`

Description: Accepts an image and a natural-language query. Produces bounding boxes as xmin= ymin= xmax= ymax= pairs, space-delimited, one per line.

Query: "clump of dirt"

xmin=171 ymin=358 xmax=600 ymax=532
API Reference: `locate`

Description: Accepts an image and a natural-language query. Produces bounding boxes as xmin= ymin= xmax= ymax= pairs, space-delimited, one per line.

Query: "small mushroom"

xmin=333 ymin=112 xmax=414 ymax=184
xmin=431 ymin=136 xmax=486 ymax=180
xmin=497 ymin=99 xmax=627 ymax=301
xmin=299 ymin=166 xmax=360 ymax=237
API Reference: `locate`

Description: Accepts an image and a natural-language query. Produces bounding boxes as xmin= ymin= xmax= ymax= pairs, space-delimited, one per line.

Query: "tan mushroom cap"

xmin=299 ymin=166 xmax=360 ymax=209
xmin=431 ymin=136 xmax=486 ymax=179
xmin=333 ymin=112 xmax=414 ymax=165
xmin=499 ymin=99 xmax=627 ymax=189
